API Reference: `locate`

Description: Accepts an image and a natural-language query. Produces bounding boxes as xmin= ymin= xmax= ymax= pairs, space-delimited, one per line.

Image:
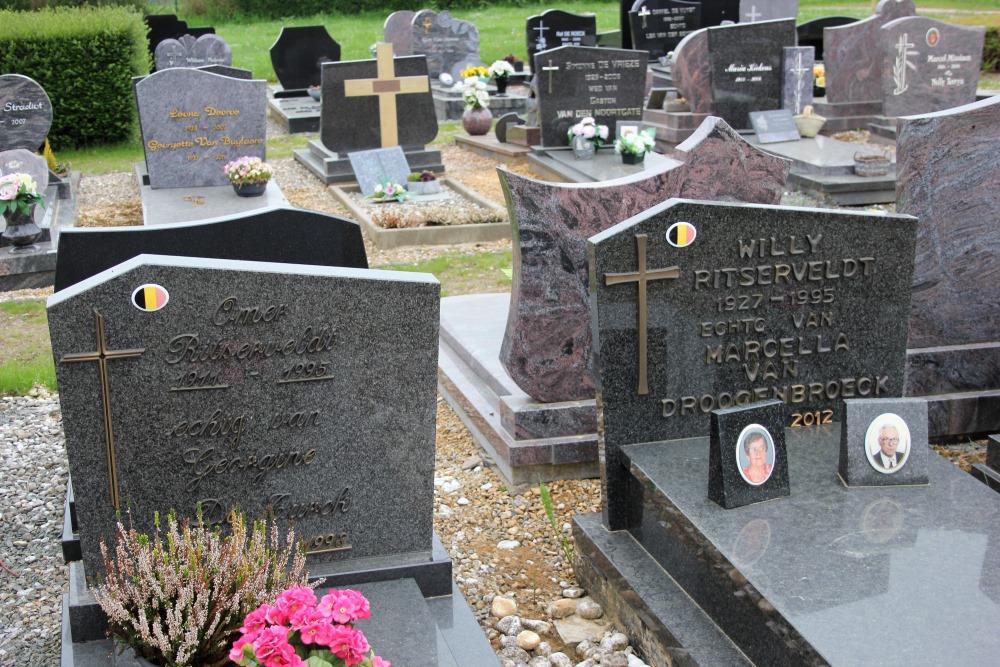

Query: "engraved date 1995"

xmin=279 ymin=361 xmax=332 ymax=384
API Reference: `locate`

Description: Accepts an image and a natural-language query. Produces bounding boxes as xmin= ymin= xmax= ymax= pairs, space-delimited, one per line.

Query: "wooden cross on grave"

xmin=59 ymin=310 xmax=145 ymax=509
xmin=638 ymin=6 xmax=652 ymax=29
xmin=344 ymin=42 xmax=430 ymax=148
xmin=744 ymin=5 xmax=762 ymax=22
xmin=541 ymin=59 xmax=560 ymax=94
xmin=605 ymin=234 xmax=680 ymax=395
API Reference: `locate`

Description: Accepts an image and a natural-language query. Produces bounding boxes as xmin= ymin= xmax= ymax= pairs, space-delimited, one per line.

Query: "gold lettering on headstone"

xmin=605 ymin=234 xmax=680 ymax=395
xmin=344 ymin=43 xmax=430 ymax=148
xmin=59 ymin=310 xmax=146 ymax=509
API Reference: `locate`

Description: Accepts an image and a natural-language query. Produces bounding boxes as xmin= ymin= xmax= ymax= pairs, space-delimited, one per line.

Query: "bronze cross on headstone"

xmin=422 ymin=16 xmax=433 ymax=36
xmin=344 ymin=42 xmax=430 ymax=148
xmin=59 ymin=310 xmax=145 ymax=509
xmin=605 ymin=234 xmax=680 ymax=395
xmin=541 ymin=59 xmax=560 ymax=94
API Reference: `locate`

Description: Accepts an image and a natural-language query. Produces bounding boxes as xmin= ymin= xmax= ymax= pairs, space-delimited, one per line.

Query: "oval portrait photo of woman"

xmin=736 ymin=424 xmax=776 ymax=486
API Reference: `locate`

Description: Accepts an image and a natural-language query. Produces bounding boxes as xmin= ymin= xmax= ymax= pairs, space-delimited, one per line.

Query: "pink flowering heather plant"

xmin=0 ymin=172 xmax=45 ymax=217
xmin=223 ymin=156 xmax=273 ymax=186
xmin=231 ymin=587 xmax=390 ymax=667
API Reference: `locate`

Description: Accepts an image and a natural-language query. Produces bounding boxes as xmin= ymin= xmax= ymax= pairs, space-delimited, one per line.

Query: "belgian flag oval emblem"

xmin=666 ymin=222 xmax=697 ymax=248
xmin=131 ymin=284 xmax=169 ymax=312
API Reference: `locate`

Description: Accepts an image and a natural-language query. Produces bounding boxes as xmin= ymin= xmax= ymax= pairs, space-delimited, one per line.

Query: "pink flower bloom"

xmin=229 ymin=634 xmax=254 ymax=664
xmin=0 ymin=183 xmax=17 ymax=201
xmin=240 ymin=604 xmax=271 ymax=638
xmin=293 ymin=607 xmax=333 ymax=645
xmin=252 ymin=625 xmax=303 ymax=667
xmin=325 ymin=625 xmax=370 ymax=666
xmin=371 ymin=656 xmax=392 ymax=667
xmin=320 ymin=589 xmax=370 ymax=623
xmin=275 ymin=585 xmax=317 ymax=622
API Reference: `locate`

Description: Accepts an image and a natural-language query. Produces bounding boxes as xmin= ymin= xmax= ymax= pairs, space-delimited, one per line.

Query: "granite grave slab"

xmin=796 ymin=15 xmax=856 ymax=62
xmin=879 ymin=16 xmax=984 ymax=118
xmin=749 ymin=109 xmax=799 ymax=142
xmin=737 ymin=0 xmax=797 ymax=23
xmin=135 ymin=68 xmax=266 ymax=189
xmin=0 ymin=74 xmax=53 ymax=151
xmin=384 ymin=11 xmax=416 ymax=57
xmin=53 ymin=205 xmax=368 ymax=291
xmin=972 ymin=434 xmax=1000 ymax=492
xmin=410 ymin=10 xmax=481 ymax=79
xmin=270 ymin=26 xmax=341 ymax=94
xmin=839 ymin=397 xmax=929 ymax=486
xmin=49 ymin=254 xmax=440 ymax=584
xmin=527 ymin=10 xmax=599 ymax=67
xmin=897 ymin=95 xmax=1000 ymax=437
xmin=782 ymin=46 xmax=815 ymax=115
xmin=154 ymin=33 xmax=232 ymax=71
xmin=346 ymin=146 xmax=411 ymax=196
xmin=588 ymin=199 xmax=917 ymax=529
xmin=709 ymin=399 xmax=790 ymax=509
xmin=628 ymin=0 xmax=701 ymax=60
xmin=533 ymin=45 xmax=648 ymax=147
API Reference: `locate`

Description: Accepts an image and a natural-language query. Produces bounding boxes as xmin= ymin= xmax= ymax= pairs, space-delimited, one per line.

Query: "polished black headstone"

xmin=53 ymin=205 xmax=368 ymax=292
xmin=839 ymin=398 xmax=929 ymax=487
xmin=526 ymin=10 xmax=598 ymax=68
xmin=796 ymin=15 xmax=856 ymax=62
xmin=270 ymin=26 xmax=342 ymax=93
xmin=709 ymin=399 xmax=790 ymax=509
xmin=749 ymin=109 xmax=799 ymax=143
xmin=629 ymin=0 xmax=701 ymax=59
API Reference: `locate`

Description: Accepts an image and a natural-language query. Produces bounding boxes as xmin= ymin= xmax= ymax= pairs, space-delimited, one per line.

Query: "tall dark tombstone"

xmin=526 ymin=9 xmax=598 ymax=69
xmin=629 ymin=0 xmax=702 ymax=60
xmin=270 ymin=26 xmax=341 ymax=95
xmin=796 ymin=15 xmax=856 ymax=62
xmin=410 ymin=9 xmax=481 ymax=79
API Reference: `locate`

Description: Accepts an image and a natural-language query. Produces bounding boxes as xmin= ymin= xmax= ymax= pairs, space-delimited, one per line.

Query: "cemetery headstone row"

xmin=154 ymin=34 xmax=232 ymax=72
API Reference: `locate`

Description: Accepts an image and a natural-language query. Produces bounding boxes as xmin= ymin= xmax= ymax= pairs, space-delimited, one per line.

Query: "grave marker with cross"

xmin=344 ymin=42 xmax=430 ymax=148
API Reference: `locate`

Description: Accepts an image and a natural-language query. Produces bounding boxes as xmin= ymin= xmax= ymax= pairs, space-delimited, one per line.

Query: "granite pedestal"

xmin=431 ymin=84 xmax=530 ymax=122
xmin=574 ymin=425 xmax=1000 ymax=666
xmin=526 ymin=147 xmax=678 ymax=184
xmin=267 ymin=93 xmax=321 ymax=134
xmin=453 ymin=134 xmax=531 ymax=165
xmin=294 ymin=140 xmax=444 ymax=185
xmin=137 ymin=167 xmax=288 ymax=225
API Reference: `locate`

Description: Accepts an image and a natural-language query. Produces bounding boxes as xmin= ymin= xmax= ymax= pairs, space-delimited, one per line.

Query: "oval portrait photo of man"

xmin=736 ymin=424 xmax=775 ymax=486
xmin=865 ymin=413 xmax=911 ymax=474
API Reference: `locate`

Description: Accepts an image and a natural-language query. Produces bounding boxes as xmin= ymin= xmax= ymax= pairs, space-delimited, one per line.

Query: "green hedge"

xmin=0 ymin=7 xmax=149 ymax=149
xmin=0 ymin=0 xmax=145 ymax=10
xmin=984 ymin=26 xmax=1000 ymax=72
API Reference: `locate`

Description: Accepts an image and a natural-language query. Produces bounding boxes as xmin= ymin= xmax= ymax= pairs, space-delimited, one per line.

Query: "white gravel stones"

xmin=517 ymin=630 xmax=541 ymax=650
xmin=522 ymin=618 xmax=551 ymax=634
xmin=497 ymin=539 xmax=521 ymax=550
xmin=562 ymin=586 xmax=585 ymax=598
xmin=601 ymin=633 xmax=629 ymax=652
xmin=549 ymin=653 xmax=573 ymax=667
xmin=0 ymin=391 xmax=68 ymax=667
xmin=577 ymin=599 xmax=604 ymax=620
xmin=548 ymin=598 xmax=577 ymax=618
xmin=492 ymin=596 xmax=519 ymax=618
xmin=497 ymin=615 xmax=524 ymax=636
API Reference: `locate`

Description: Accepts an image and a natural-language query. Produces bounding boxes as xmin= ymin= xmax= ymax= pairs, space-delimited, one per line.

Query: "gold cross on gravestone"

xmin=541 ymin=59 xmax=560 ymax=94
xmin=344 ymin=42 xmax=430 ymax=148
xmin=605 ymin=234 xmax=680 ymax=395
xmin=423 ymin=16 xmax=433 ymax=36
xmin=59 ymin=310 xmax=145 ymax=509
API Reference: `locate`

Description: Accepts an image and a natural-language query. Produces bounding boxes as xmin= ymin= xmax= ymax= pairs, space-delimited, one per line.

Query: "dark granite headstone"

xmin=53 ymin=205 xmax=368 ymax=292
xmin=48 ymin=254 xmax=440 ymax=582
xmin=384 ymin=11 xmax=416 ymax=56
xmin=319 ymin=44 xmax=436 ymax=153
xmin=494 ymin=112 xmax=525 ymax=143
xmin=347 ymin=146 xmax=411 ymax=196
xmin=738 ymin=0 xmax=798 ymax=23
xmin=154 ymin=34 xmax=232 ymax=71
xmin=796 ymin=15 xmax=856 ymax=62
xmin=410 ymin=10 xmax=481 ymax=79
xmin=527 ymin=10 xmax=599 ymax=68
xmin=824 ymin=0 xmax=916 ymax=105
xmin=135 ymin=68 xmax=266 ymax=189
xmin=709 ymin=399 xmax=790 ymax=509
xmin=533 ymin=45 xmax=648 ymax=147
xmin=879 ymin=17 xmax=984 ymax=118
xmin=197 ymin=64 xmax=252 ymax=79
xmin=897 ymin=96 xmax=1000 ymax=437
xmin=0 ymin=74 xmax=53 ymax=152
xmin=782 ymin=46 xmax=815 ymax=115
xmin=588 ymin=199 xmax=918 ymax=528
xmin=270 ymin=26 xmax=341 ymax=93
xmin=629 ymin=0 xmax=701 ymax=59
xmin=0 ymin=148 xmax=49 ymax=192
xmin=749 ymin=108 xmax=799 ymax=142
xmin=708 ymin=19 xmax=796 ymax=129
xmin=499 ymin=117 xmax=790 ymax=403
xmin=839 ymin=398 xmax=929 ymax=486
xmin=695 ymin=0 xmax=741 ymax=28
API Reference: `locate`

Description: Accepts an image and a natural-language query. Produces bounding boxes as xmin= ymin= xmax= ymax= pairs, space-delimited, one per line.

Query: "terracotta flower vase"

xmin=462 ymin=107 xmax=493 ymax=136
xmin=2 ymin=205 xmax=42 ymax=252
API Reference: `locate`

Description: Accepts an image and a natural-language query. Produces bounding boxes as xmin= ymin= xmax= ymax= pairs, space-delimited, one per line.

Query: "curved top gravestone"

xmin=410 ymin=10 xmax=481 ymax=79
xmin=154 ymin=33 xmax=232 ymax=71
xmin=0 ymin=74 xmax=53 ymax=152
xmin=270 ymin=26 xmax=341 ymax=92
xmin=526 ymin=9 xmax=598 ymax=68
xmin=0 ymin=148 xmax=49 ymax=192
xmin=671 ymin=29 xmax=712 ymax=113
xmin=498 ymin=116 xmax=790 ymax=402
xmin=384 ymin=10 xmax=416 ymax=57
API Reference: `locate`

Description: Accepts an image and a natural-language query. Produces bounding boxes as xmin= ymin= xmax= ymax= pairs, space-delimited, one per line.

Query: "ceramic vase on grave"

xmin=462 ymin=107 xmax=493 ymax=136
xmin=572 ymin=135 xmax=596 ymax=160
xmin=2 ymin=205 xmax=42 ymax=252
xmin=495 ymin=77 xmax=508 ymax=97
xmin=621 ymin=152 xmax=645 ymax=165
xmin=233 ymin=182 xmax=267 ymax=197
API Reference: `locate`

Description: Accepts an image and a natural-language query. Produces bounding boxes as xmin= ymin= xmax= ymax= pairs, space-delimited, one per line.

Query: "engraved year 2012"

xmin=301 ymin=531 xmax=351 ymax=554
xmin=716 ymin=294 xmax=763 ymax=312
xmin=790 ymin=409 xmax=834 ymax=428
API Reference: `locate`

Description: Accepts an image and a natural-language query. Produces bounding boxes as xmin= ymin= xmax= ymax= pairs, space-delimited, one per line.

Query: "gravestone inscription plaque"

xmin=0 ymin=74 xmax=53 ymax=152
xmin=49 ymin=254 xmax=440 ymax=583
xmin=749 ymin=109 xmax=799 ymax=143
xmin=136 ymin=68 xmax=266 ymax=189
xmin=410 ymin=10 xmax=481 ymax=79
xmin=527 ymin=10 xmax=599 ymax=68
xmin=629 ymin=0 xmax=701 ymax=59
xmin=588 ymin=199 xmax=918 ymax=527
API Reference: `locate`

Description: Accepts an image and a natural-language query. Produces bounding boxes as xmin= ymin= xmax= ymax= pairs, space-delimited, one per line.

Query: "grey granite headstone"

xmin=270 ymin=26 xmax=341 ymax=92
xmin=319 ymin=47 xmax=437 ymax=154
xmin=533 ymin=45 xmax=648 ymax=147
xmin=0 ymin=74 xmax=53 ymax=151
xmin=749 ymin=109 xmax=799 ymax=143
xmin=347 ymin=146 xmax=411 ymax=196
xmin=879 ymin=17 xmax=984 ymax=118
xmin=155 ymin=34 xmax=232 ymax=70
xmin=48 ymin=254 xmax=440 ymax=582
xmin=589 ymin=199 xmax=918 ymax=529
xmin=738 ymin=0 xmax=798 ymax=23
xmin=154 ymin=35 xmax=189 ymax=70
xmin=839 ymin=398 xmax=928 ymax=486
xmin=782 ymin=46 xmax=814 ymax=115
xmin=629 ymin=0 xmax=701 ymax=59
xmin=709 ymin=399 xmax=790 ymax=509
xmin=410 ymin=10 xmax=481 ymax=79
xmin=527 ymin=10 xmax=598 ymax=68
xmin=0 ymin=148 xmax=49 ymax=192
xmin=708 ymin=19 xmax=796 ymax=129
xmin=136 ymin=68 xmax=266 ymax=189
xmin=384 ymin=11 xmax=416 ymax=57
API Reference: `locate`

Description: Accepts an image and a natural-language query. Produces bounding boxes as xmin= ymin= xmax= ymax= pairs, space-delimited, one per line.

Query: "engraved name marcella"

xmin=657 ymin=232 xmax=891 ymax=419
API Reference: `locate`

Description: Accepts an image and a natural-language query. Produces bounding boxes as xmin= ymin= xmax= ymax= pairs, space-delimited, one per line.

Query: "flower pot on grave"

xmin=495 ymin=77 xmax=509 ymax=96
xmin=232 ymin=181 xmax=267 ymax=197
xmin=621 ymin=152 xmax=645 ymax=165
xmin=2 ymin=205 xmax=42 ymax=252
xmin=462 ymin=107 xmax=493 ymax=136
xmin=794 ymin=105 xmax=826 ymax=138
xmin=572 ymin=135 xmax=596 ymax=160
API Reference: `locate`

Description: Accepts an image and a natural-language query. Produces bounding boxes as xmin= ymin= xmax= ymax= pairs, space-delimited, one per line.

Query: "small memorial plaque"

xmin=749 ymin=109 xmax=799 ymax=143
xmin=839 ymin=398 xmax=929 ymax=486
xmin=709 ymin=399 xmax=790 ymax=509
xmin=347 ymin=146 xmax=411 ymax=196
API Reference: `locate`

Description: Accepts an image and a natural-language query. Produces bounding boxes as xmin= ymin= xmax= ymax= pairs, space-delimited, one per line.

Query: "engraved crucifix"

xmin=638 ymin=6 xmax=651 ymax=29
xmin=541 ymin=59 xmax=560 ymax=94
xmin=605 ymin=234 xmax=680 ymax=395
xmin=59 ymin=310 xmax=145 ymax=509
